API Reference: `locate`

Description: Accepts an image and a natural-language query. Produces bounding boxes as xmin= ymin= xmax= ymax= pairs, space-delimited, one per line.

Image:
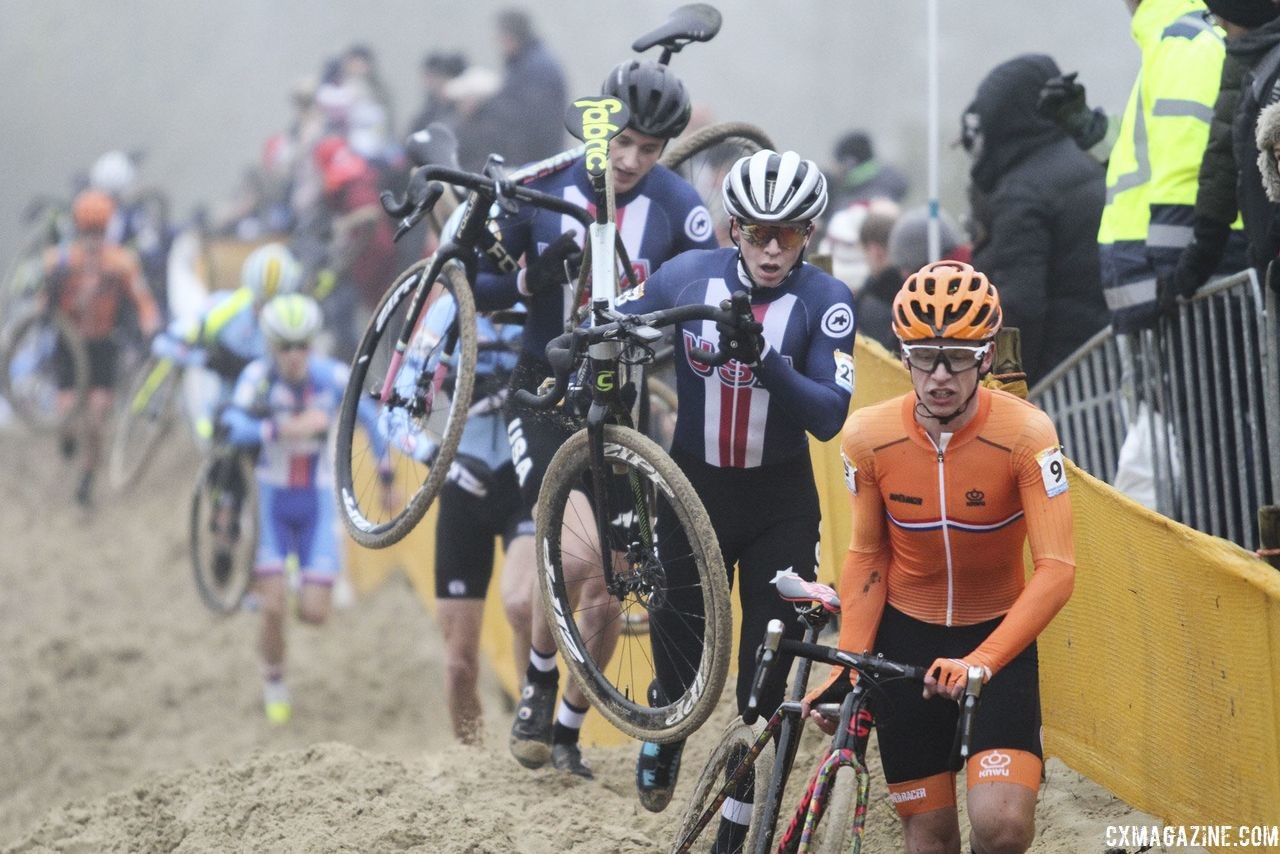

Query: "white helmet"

xmin=260 ymin=294 xmax=323 ymax=347
xmin=241 ymin=242 xmax=303 ymax=303
xmin=89 ymin=150 xmax=137 ymax=196
xmin=722 ymin=149 xmax=828 ymax=223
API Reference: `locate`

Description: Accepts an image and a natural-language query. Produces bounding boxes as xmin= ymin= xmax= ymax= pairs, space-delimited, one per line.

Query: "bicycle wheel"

xmin=808 ymin=762 xmax=865 ymax=854
xmin=107 ymin=356 xmax=182 ymax=492
xmin=662 ymin=122 xmax=776 ymax=248
xmin=535 ymin=423 xmax=730 ymax=742
xmin=0 ymin=309 xmax=88 ymax=431
xmin=672 ymin=717 xmax=775 ymax=854
xmin=334 ymin=257 xmax=477 ymax=548
xmin=190 ymin=450 xmax=258 ymax=614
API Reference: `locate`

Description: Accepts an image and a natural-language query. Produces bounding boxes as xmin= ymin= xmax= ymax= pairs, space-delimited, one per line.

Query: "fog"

xmin=0 ymin=0 xmax=1139 ymax=262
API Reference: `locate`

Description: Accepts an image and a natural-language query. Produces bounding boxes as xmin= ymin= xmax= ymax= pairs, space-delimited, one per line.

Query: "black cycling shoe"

xmin=509 ymin=680 xmax=556 ymax=769
xmin=551 ymin=742 xmax=594 ymax=780
xmin=59 ymin=434 xmax=77 ymax=460
xmin=637 ymin=738 xmax=685 ymax=812
xmin=637 ymin=680 xmax=684 ymax=812
xmin=213 ymin=550 xmax=233 ymax=586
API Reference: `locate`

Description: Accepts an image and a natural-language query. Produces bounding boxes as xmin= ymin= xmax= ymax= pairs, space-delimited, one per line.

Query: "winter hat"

xmin=1255 ymin=101 xmax=1280 ymax=201
xmin=887 ymin=205 xmax=964 ymax=273
xmin=1204 ymin=0 xmax=1280 ymax=28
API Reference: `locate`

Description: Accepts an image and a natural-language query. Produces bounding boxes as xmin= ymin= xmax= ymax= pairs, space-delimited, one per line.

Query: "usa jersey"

xmin=223 ymin=355 xmax=382 ymax=489
xmin=616 ymin=248 xmax=856 ymax=468
xmin=473 ymin=158 xmax=717 ymax=360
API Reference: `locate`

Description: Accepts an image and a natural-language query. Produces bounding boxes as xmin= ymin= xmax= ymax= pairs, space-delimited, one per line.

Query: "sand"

xmin=0 ymin=429 xmax=1182 ymax=853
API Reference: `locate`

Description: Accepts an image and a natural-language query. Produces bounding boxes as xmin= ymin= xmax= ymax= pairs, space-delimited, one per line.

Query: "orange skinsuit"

xmin=44 ymin=242 xmax=159 ymax=340
xmin=827 ymin=386 xmax=1075 ymax=686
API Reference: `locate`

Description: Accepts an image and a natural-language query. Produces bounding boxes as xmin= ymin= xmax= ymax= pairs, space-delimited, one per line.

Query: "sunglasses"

xmin=273 ymin=340 xmax=311 ymax=353
xmin=737 ymin=221 xmax=811 ymax=251
xmin=901 ymin=342 xmax=991 ymax=374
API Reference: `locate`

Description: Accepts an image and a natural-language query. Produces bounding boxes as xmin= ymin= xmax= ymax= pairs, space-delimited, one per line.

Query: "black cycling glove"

xmin=716 ymin=317 xmax=766 ymax=365
xmin=524 ymin=232 xmax=582 ymax=296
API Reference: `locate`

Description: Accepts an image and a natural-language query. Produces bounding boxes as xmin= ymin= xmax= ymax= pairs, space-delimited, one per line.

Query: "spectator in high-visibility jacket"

xmin=1099 ymin=0 xmax=1228 ymax=331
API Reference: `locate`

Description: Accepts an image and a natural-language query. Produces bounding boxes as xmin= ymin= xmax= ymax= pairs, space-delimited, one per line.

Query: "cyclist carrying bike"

xmin=43 ymin=189 xmax=161 ymax=506
xmin=476 ymin=59 xmax=718 ymax=778
xmin=383 ymin=292 xmax=532 ymax=744
xmin=809 ymin=260 xmax=1075 ymax=853
xmin=610 ymin=149 xmax=856 ymax=815
xmin=220 ymin=293 xmax=389 ymax=723
xmin=151 ymin=242 xmax=304 ymax=441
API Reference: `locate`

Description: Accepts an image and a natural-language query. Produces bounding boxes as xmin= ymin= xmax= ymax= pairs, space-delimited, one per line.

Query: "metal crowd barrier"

xmin=1030 ymin=269 xmax=1279 ymax=552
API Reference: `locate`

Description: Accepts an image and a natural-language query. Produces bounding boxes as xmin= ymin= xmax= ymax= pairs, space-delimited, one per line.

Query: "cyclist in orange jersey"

xmin=808 ymin=260 xmax=1074 ymax=854
xmin=42 ymin=190 xmax=160 ymax=506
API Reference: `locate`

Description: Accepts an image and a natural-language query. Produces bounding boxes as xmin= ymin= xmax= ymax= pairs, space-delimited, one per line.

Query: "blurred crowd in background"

xmin=8 ymin=0 xmax=1280 ymax=543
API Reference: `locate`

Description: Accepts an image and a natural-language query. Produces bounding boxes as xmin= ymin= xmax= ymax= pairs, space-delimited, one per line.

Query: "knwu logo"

xmin=977 ymin=751 xmax=1012 ymax=780
xmin=966 ymin=488 xmax=985 ymax=507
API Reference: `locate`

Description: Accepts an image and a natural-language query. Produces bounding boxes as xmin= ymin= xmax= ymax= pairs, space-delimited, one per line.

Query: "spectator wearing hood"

xmin=962 ymin=54 xmax=1108 ymax=384
xmin=1254 ymin=100 xmax=1280 ymax=270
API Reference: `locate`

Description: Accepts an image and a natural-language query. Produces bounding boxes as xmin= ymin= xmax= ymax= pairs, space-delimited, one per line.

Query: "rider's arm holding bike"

xmin=744 ymin=285 xmax=855 ymax=441
xmin=117 ymin=247 xmax=162 ymax=339
xmin=948 ymin=411 xmax=1075 ymax=685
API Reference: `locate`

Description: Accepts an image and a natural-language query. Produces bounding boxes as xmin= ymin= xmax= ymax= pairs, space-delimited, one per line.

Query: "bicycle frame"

xmin=371 ymin=158 xmax=593 ymax=412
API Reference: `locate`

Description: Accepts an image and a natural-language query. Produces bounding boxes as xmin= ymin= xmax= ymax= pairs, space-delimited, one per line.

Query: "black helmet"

xmin=601 ymin=59 xmax=691 ymax=139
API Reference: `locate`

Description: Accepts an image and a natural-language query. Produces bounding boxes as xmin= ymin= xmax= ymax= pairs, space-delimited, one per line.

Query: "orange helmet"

xmin=891 ymin=260 xmax=1002 ymax=342
xmin=72 ymin=190 xmax=116 ymax=233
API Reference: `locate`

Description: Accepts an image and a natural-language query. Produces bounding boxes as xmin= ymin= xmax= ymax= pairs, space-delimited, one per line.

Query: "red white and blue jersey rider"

xmin=616 ymin=246 xmax=856 ymax=468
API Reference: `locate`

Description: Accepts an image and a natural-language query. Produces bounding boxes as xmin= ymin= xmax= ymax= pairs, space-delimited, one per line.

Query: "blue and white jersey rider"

xmin=221 ymin=296 xmax=386 ymax=583
xmin=151 ymin=243 xmax=304 ymax=434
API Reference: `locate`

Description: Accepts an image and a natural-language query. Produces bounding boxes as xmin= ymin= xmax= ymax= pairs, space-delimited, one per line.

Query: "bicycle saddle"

xmin=631 ymin=3 xmax=722 ymax=54
xmin=771 ymin=570 xmax=841 ymax=614
xmin=405 ymin=123 xmax=460 ymax=169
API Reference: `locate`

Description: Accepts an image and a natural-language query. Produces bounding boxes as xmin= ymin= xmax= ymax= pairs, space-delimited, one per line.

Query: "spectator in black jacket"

xmin=1173 ymin=0 xmax=1278 ymax=299
xmin=492 ymin=9 xmax=567 ymax=165
xmin=962 ymin=53 xmax=1109 ymax=385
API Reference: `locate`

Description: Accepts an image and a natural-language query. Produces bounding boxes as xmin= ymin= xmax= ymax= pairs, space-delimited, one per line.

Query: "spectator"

xmin=1256 ymin=100 xmax=1280 ymax=234
xmin=444 ymin=66 xmax=508 ymax=172
xmin=310 ymin=135 xmax=397 ymax=357
xmin=410 ymin=51 xmax=467 ymax=134
xmin=492 ymin=9 xmax=567 ymax=165
xmin=1046 ymin=0 xmax=1225 ymax=331
xmin=962 ymin=54 xmax=1108 ymax=384
xmin=826 ymin=130 xmax=909 ymax=214
xmin=1165 ymin=2 xmax=1278 ymax=301
xmin=818 ymin=197 xmax=899 ymax=296
xmin=858 ymin=204 xmax=965 ymax=354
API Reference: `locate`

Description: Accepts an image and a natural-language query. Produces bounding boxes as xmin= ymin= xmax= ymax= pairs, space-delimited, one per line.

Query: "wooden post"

xmin=1259 ymin=506 xmax=1280 ymax=569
